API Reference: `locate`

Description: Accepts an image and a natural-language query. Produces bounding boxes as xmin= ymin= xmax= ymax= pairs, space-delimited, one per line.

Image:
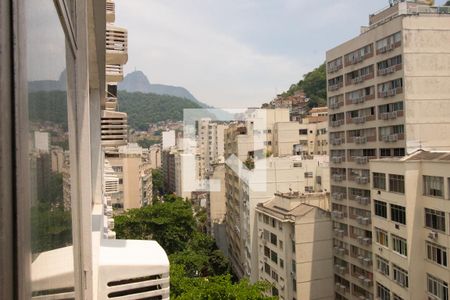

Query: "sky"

xmin=116 ymin=0 xmax=447 ymax=108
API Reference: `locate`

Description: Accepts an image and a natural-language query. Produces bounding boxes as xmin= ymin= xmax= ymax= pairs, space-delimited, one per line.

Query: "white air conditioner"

xmin=428 ymin=231 xmax=438 ymax=240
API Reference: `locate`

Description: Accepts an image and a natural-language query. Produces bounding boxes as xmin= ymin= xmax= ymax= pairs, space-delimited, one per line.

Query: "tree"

xmin=137 ymin=138 xmax=158 ymax=149
xmin=170 ymin=264 xmax=275 ymax=300
xmin=114 ymin=197 xmax=196 ymax=254
xmin=151 ymin=168 xmax=165 ymax=198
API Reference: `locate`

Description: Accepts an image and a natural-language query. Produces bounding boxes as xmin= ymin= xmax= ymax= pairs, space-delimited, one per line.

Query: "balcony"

xmin=335 ymin=283 xmax=348 ymax=295
xmin=358 ymin=256 xmax=372 ymax=267
xmin=329 ymin=82 xmax=343 ymax=92
xmin=354 ymin=136 xmax=367 ymax=144
xmin=331 ymin=156 xmax=344 ymax=164
xmin=332 ymin=211 xmax=345 ymax=219
xmin=355 ymin=196 xmax=370 ymax=206
xmin=106 ymin=0 xmax=115 ymax=23
xmin=329 ymin=101 xmax=343 ymax=110
xmin=333 ymin=228 xmax=345 ymax=238
xmin=334 ymin=264 xmax=348 ymax=275
xmin=356 ymin=216 xmax=371 ymax=226
xmin=380 ymin=111 xmax=398 ymax=120
xmin=355 ymin=176 xmax=369 ymax=185
xmin=378 ymin=64 xmax=401 ymax=76
xmin=353 ymin=156 xmax=368 ymax=165
xmin=381 ymin=133 xmax=402 ymax=143
xmin=378 ymin=87 xmax=403 ymax=98
xmin=350 ymin=96 xmax=365 ymax=105
xmin=106 ymin=25 xmax=128 ymax=65
xmin=331 ymin=137 xmax=344 ymax=146
xmin=332 ymin=174 xmax=345 ymax=182
xmin=331 ymin=119 xmax=345 ymax=128
xmin=357 ymin=236 xmax=372 ymax=246
xmin=332 ymin=192 xmax=344 ymax=201
xmin=352 ymin=116 xmax=366 ymax=125
xmin=106 ymin=64 xmax=124 ymax=83
xmin=101 ymin=110 xmax=128 ymax=147
xmin=358 ymin=275 xmax=373 ymax=288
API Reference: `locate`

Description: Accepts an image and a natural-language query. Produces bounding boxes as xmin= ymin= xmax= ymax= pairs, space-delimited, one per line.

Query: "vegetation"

xmin=29 ymin=91 xmax=68 ymax=129
xmin=279 ymin=62 xmax=327 ymax=108
xmin=136 ymin=138 xmax=159 ymax=148
xmin=118 ymin=91 xmax=202 ymax=130
xmin=114 ymin=194 xmax=274 ymax=299
xmin=151 ymin=168 xmax=165 ymax=200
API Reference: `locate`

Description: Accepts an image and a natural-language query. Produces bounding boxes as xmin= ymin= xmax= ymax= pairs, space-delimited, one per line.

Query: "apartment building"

xmin=225 ymin=154 xmax=330 ymax=282
xmin=369 ymin=150 xmax=450 ymax=300
xmin=0 ymin=0 xmax=170 ymax=298
xmin=106 ymin=143 xmax=152 ymax=210
xmin=327 ymin=1 xmax=450 ymax=299
xmin=256 ymin=192 xmax=333 ymax=300
xmin=196 ymin=118 xmax=226 ymax=180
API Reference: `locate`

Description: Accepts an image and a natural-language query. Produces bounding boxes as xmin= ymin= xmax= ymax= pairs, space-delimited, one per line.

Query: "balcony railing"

xmin=106 ymin=25 xmax=128 ymax=65
xmin=355 ymin=195 xmax=370 ymax=206
xmin=378 ymin=87 xmax=403 ymax=98
xmin=105 ymin=97 xmax=118 ymax=111
xmin=106 ymin=64 xmax=124 ymax=83
xmin=331 ymin=156 xmax=344 ymax=164
xmin=332 ymin=174 xmax=346 ymax=182
xmin=333 ymin=228 xmax=345 ymax=238
xmin=353 ymin=136 xmax=367 ymax=144
xmin=355 ymin=176 xmax=369 ymax=185
xmin=329 ymin=101 xmax=343 ymax=110
xmin=329 ymin=82 xmax=343 ymax=92
xmin=356 ymin=216 xmax=371 ymax=226
xmin=331 ymin=119 xmax=345 ymax=127
xmin=378 ymin=64 xmax=401 ymax=76
xmin=380 ymin=111 xmax=399 ymax=120
xmin=381 ymin=133 xmax=404 ymax=143
xmin=331 ymin=137 xmax=344 ymax=146
xmin=353 ymin=156 xmax=369 ymax=164
xmin=332 ymin=192 xmax=345 ymax=201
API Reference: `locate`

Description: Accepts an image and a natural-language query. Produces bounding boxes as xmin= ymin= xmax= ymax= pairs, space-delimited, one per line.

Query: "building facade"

xmin=256 ymin=192 xmax=333 ymax=300
xmin=370 ymin=151 xmax=450 ymax=300
xmin=327 ymin=2 xmax=450 ymax=299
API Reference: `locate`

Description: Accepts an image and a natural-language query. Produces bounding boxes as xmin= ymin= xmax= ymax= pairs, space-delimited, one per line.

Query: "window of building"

xmin=264 ymin=246 xmax=270 ymax=257
xmin=271 ymin=218 xmax=276 ymax=228
xmin=299 ymin=129 xmax=308 ymax=135
xmin=279 ymin=240 xmax=283 ymax=250
xmin=373 ymin=172 xmax=386 ymax=190
xmin=292 ymin=260 xmax=296 ymax=274
xmin=393 ymin=148 xmax=405 ymax=157
xmin=280 ymin=258 xmax=284 ymax=269
xmin=271 ymin=270 xmax=278 ymax=282
xmin=270 ymin=233 xmax=277 ymax=246
xmin=376 ymin=282 xmax=391 ymax=300
xmin=424 ymin=176 xmax=444 ymax=198
xmin=304 ymin=171 xmax=313 ymax=179
xmin=293 ymin=278 xmax=297 ymax=291
xmin=271 ymin=250 xmax=278 ymax=263
xmin=376 ymin=255 xmax=390 ymax=276
xmin=425 ymin=208 xmax=446 ymax=232
xmin=391 ymin=204 xmax=406 ymax=225
xmin=393 ymin=264 xmax=408 ymax=288
xmin=376 ymin=228 xmax=389 ymax=247
xmin=272 ymin=286 xmax=279 ymax=297
xmin=263 ymin=215 xmax=270 ymax=224
xmin=264 ymin=263 xmax=271 ymax=275
xmin=263 ymin=229 xmax=269 ymax=241
xmin=392 ymin=235 xmax=407 ymax=256
xmin=374 ymin=200 xmax=387 ymax=218
xmin=427 ymin=274 xmax=448 ymax=300
xmin=389 ymin=174 xmax=405 ymax=194
xmin=427 ymin=242 xmax=448 ymax=267
xmin=380 ymin=148 xmax=391 ymax=157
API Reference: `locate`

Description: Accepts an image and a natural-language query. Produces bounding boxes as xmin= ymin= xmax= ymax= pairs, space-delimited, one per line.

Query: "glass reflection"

xmin=26 ymin=0 xmax=75 ymax=297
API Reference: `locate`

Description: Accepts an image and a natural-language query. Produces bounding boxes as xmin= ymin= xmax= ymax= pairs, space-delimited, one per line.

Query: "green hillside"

xmin=280 ymin=62 xmax=327 ymax=108
xmin=118 ymin=91 xmax=202 ymax=130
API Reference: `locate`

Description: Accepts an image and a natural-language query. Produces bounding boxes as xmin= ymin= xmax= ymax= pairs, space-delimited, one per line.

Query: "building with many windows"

xmin=256 ymin=192 xmax=333 ymax=300
xmin=370 ymin=151 xmax=450 ymax=300
xmin=327 ymin=1 xmax=450 ymax=299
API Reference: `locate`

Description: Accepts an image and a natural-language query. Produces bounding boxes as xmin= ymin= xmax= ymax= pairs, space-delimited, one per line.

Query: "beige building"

xmin=197 ymin=118 xmax=226 ymax=180
xmin=225 ymin=155 xmax=330 ymax=282
xmin=106 ymin=143 xmax=152 ymax=210
xmin=370 ymin=151 xmax=450 ymax=300
xmin=327 ymin=2 xmax=450 ymax=299
xmin=256 ymin=192 xmax=333 ymax=300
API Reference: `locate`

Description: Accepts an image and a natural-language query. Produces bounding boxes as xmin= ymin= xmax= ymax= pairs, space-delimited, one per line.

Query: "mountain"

xmin=118 ymin=71 xmax=210 ymax=108
xmin=28 ymin=70 xmax=67 ymax=93
xmin=118 ymin=91 xmax=204 ymax=131
xmin=278 ymin=63 xmax=327 ymax=108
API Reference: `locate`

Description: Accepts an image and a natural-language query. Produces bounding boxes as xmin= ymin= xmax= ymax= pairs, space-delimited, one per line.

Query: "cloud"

xmin=116 ymin=0 xmax=310 ymax=107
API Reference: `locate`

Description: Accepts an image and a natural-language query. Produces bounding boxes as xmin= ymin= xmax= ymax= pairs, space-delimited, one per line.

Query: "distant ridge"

xmin=118 ymin=71 xmax=210 ymax=108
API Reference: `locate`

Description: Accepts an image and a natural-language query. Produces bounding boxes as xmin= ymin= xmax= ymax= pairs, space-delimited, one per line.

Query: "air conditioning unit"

xmin=362 ymin=257 xmax=372 ymax=267
xmin=359 ymin=197 xmax=370 ymax=206
xmin=429 ymin=231 xmax=438 ymax=240
xmin=363 ymin=237 xmax=372 ymax=245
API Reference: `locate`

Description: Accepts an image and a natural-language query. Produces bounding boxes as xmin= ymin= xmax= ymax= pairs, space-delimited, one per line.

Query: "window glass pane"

xmin=26 ymin=0 xmax=74 ymax=296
